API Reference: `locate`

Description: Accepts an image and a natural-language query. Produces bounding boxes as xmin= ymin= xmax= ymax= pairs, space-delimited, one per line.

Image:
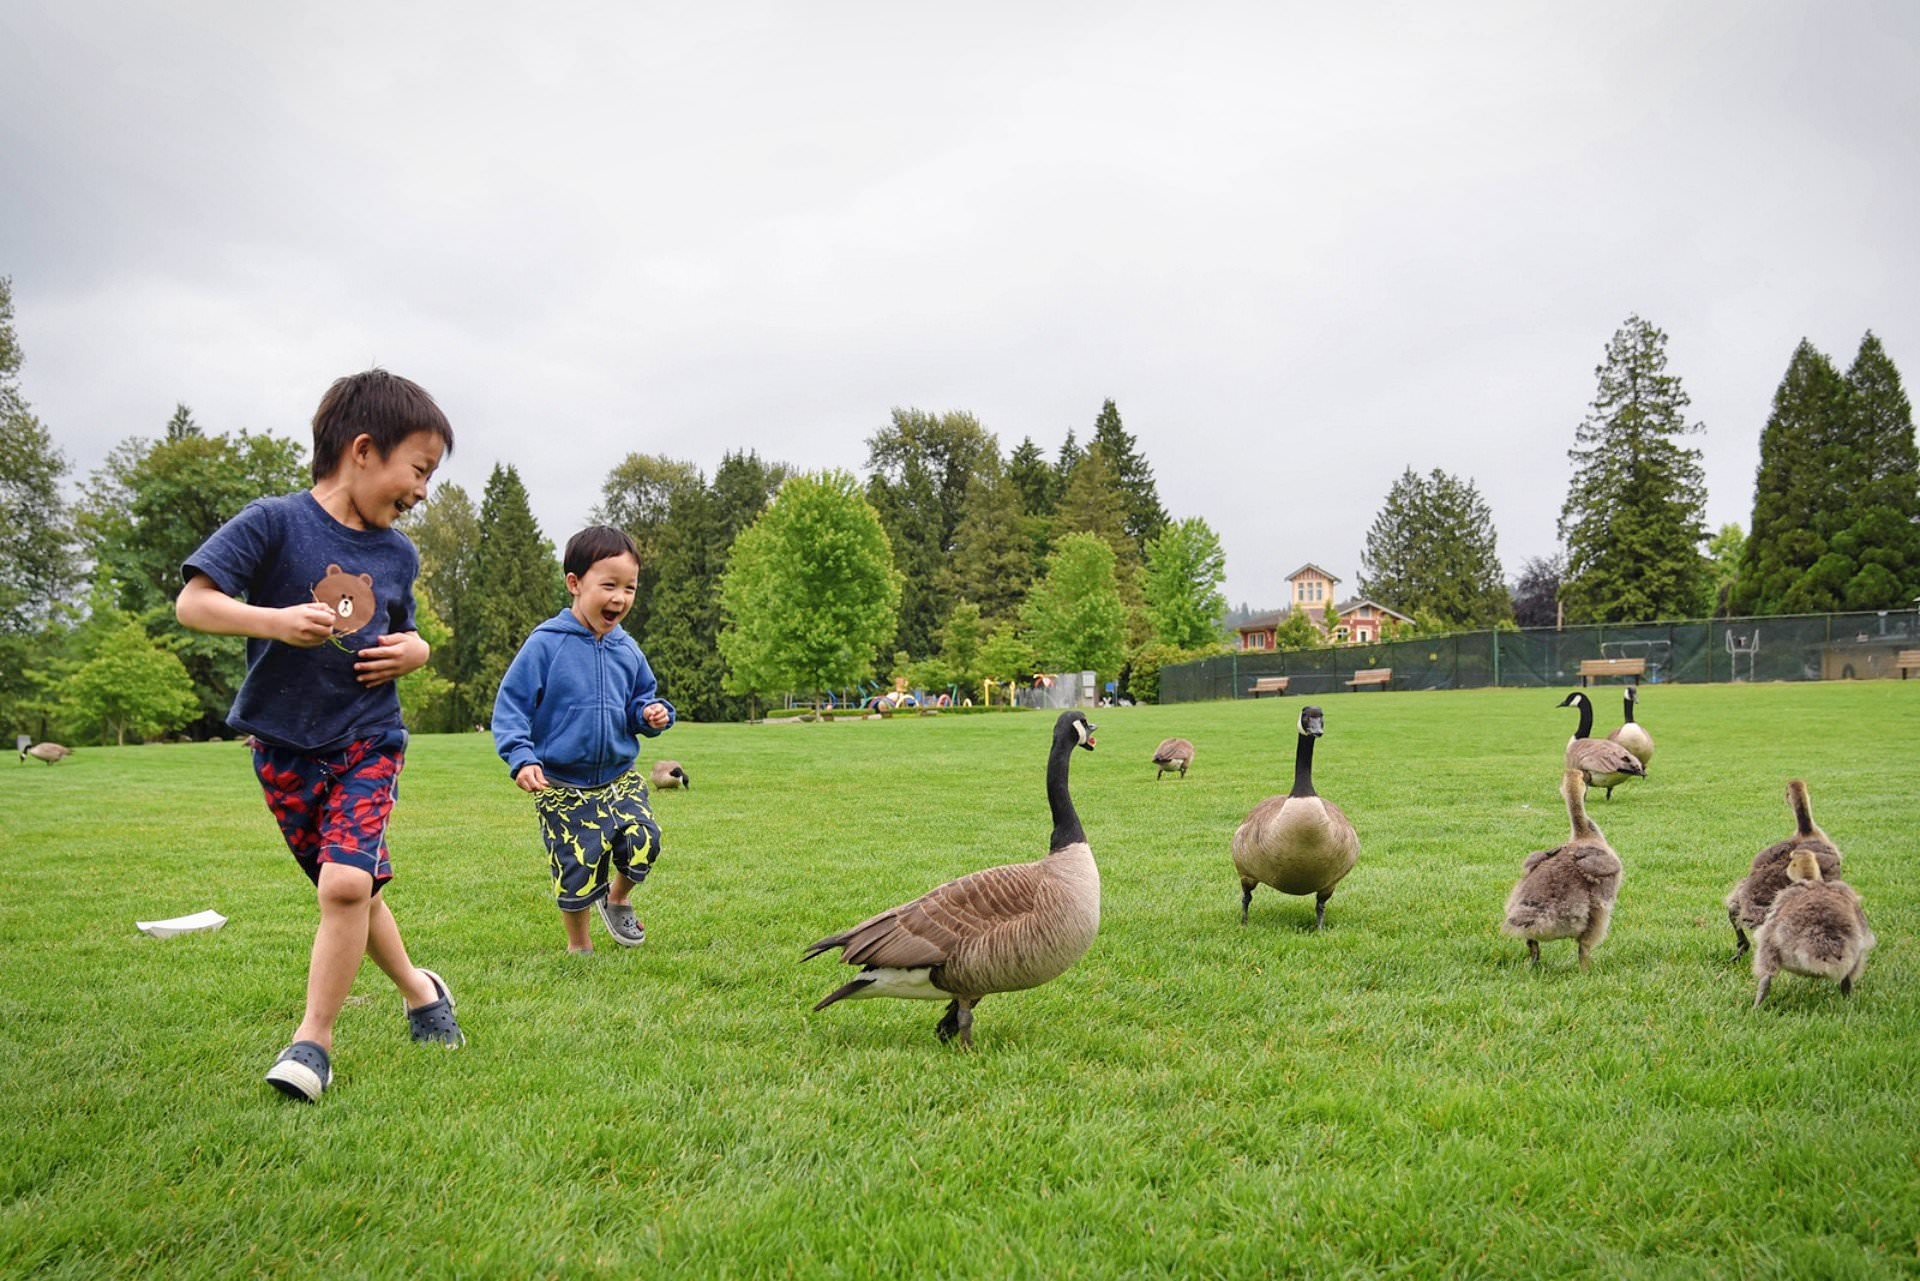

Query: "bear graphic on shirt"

xmin=312 ymin=564 xmax=377 ymax=636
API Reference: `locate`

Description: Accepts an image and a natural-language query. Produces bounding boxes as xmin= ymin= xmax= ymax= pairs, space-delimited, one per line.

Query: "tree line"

xmin=4 ymin=273 xmax=1916 ymax=742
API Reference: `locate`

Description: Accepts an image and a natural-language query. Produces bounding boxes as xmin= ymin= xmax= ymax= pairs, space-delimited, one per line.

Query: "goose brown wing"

xmin=1566 ymin=737 xmax=1644 ymax=777
xmin=1521 ymin=845 xmax=1560 ymax=874
xmin=834 ymin=860 xmax=1045 ymax=969
xmin=1571 ymin=844 xmax=1622 ymax=883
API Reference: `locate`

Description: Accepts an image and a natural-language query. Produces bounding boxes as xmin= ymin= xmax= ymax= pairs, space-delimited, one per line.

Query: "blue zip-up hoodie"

xmin=492 ymin=610 xmax=677 ymax=788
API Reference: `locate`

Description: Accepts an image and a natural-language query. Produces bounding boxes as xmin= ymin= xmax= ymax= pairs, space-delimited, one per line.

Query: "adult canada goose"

xmin=1607 ymin=686 xmax=1655 ymax=770
xmin=1750 ymin=849 xmax=1875 ymax=1007
xmin=19 ymin=741 xmax=70 ymax=765
xmin=804 ymin=709 xmax=1099 ymax=1048
xmin=1151 ymin=737 xmax=1194 ymax=781
xmin=1558 ymin=691 xmax=1645 ymax=799
xmin=650 ymin=760 xmax=691 ymax=790
xmin=1503 ymin=770 xmax=1623 ymax=970
xmin=1232 ymin=705 xmax=1359 ymax=929
xmin=1724 ymin=780 xmax=1841 ymax=957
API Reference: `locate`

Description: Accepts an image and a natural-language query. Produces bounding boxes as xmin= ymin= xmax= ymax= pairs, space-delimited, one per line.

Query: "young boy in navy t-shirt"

xmin=177 ymin=369 xmax=464 ymax=1102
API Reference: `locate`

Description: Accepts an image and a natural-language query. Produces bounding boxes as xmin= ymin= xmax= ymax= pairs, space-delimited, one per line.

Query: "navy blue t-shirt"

xmin=183 ymin=491 xmax=421 ymax=753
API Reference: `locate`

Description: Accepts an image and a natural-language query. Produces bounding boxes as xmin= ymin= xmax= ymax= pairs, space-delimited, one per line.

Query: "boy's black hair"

xmin=564 ymin=525 xmax=641 ymax=578
xmin=310 ymin=368 xmax=455 ymax=482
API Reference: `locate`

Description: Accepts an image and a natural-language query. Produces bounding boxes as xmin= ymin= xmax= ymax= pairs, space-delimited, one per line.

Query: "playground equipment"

xmin=1725 ymin=628 xmax=1759 ymax=682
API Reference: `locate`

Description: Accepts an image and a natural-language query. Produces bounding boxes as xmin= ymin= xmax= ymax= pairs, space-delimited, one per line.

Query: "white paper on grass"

xmin=135 ymin=910 xmax=228 ymax=939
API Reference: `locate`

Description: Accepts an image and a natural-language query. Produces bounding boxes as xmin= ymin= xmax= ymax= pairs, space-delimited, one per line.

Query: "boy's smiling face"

xmin=349 ymin=429 xmax=445 ymax=529
xmin=568 ymin=551 xmax=640 ymax=638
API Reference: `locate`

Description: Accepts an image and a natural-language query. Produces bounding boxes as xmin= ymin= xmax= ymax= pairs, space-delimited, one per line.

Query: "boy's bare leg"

xmin=608 ymin=869 xmax=636 ymax=908
xmin=293 ymin=864 xmax=376 ymax=1051
xmin=364 ymin=895 xmax=440 ymax=1008
xmin=562 ymin=908 xmax=593 ymax=953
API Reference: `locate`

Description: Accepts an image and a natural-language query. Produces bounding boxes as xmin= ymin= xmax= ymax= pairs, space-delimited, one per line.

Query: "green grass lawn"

xmin=2 ymin=681 xmax=1918 ymax=1278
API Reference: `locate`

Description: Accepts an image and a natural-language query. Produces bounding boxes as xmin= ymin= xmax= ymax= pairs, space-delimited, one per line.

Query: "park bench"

xmin=1249 ymin=676 xmax=1290 ymax=697
xmin=1345 ymin=668 xmax=1393 ymax=691
xmin=1579 ymin=657 xmax=1646 ymax=686
xmin=1898 ymin=649 xmax=1920 ymax=679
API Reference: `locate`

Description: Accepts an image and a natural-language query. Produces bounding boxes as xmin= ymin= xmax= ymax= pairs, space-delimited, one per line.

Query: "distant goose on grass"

xmin=1502 ymin=769 xmax=1623 ymax=970
xmin=1151 ymin=737 xmax=1194 ymax=781
xmin=1724 ymin=780 xmax=1841 ymax=957
xmin=1232 ymin=705 xmax=1359 ymax=929
xmin=19 ymin=741 xmax=70 ymax=765
xmin=1750 ymin=849 xmax=1876 ymax=1007
xmin=804 ymin=710 xmax=1100 ymax=1049
xmin=650 ymin=760 xmax=691 ymax=790
xmin=1559 ymin=691 xmax=1645 ymax=799
xmin=1607 ymin=685 xmax=1655 ymax=771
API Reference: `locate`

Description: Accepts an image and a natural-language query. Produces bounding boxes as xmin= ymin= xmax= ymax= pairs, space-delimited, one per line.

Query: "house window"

xmin=1334 ymin=625 xmax=1349 ymax=641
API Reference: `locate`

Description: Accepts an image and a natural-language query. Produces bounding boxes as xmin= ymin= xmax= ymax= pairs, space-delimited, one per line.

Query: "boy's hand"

xmin=355 ymin=632 xmax=432 ymax=686
xmin=642 ymin=702 xmax=671 ymax=729
xmin=515 ymin=764 xmax=550 ymax=793
xmin=276 ymin=602 xmax=341 ymax=648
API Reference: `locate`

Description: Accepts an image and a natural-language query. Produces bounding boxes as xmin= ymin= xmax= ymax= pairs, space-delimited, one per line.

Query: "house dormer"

xmin=1285 ymin=563 xmax=1339 ymax=610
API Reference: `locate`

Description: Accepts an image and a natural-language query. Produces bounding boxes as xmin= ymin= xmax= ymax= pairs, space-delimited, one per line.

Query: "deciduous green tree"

xmin=937 ymin=600 xmax=988 ymax=690
xmin=0 ymin=277 xmax=76 ymax=638
xmin=1021 ymin=532 xmax=1126 ymax=684
xmin=64 ymin=622 xmax=198 ymax=745
xmin=1143 ymin=516 xmax=1227 ymax=648
xmin=1511 ymin=554 xmax=1563 ymax=629
xmin=401 ymin=483 xmax=481 ymax=728
xmin=1559 ymin=316 xmax=1710 ymax=623
xmin=594 ymin=452 xmax=703 ymax=640
xmin=718 ymin=471 xmax=902 ymax=704
xmin=864 ymin=409 xmax=997 ymax=657
xmin=1705 ymin=524 xmax=1744 ymax=618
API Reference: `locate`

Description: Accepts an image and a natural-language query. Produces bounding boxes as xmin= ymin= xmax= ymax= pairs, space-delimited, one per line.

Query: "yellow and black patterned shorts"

xmin=531 ymin=770 xmax=662 ymax=911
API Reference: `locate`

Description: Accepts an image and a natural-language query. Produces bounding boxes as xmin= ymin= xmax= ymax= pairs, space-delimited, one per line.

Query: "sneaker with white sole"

xmin=265 ymin=1040 xmax=332 ymax=1102
xmin=597 ymin=899 xmax=646 ymax=947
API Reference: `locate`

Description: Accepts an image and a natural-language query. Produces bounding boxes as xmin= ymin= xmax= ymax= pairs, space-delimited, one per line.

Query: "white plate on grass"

xmin=136 ymin=910 xmax=228 ymax=939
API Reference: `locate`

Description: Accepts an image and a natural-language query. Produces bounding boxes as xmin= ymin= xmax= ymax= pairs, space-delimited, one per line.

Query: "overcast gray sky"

xmin=5 ymin=2 xmax=1917 ymax=609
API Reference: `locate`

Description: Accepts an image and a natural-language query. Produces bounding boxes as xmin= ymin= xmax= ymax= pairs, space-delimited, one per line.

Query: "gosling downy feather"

xmin=1606 ymin=685 xmax=1655 ymax=770
xmin=1751 ymin=849 xmax=1875 ymax=1007
xmin=1724 ymin=779 xmax=1841 ymax=956
xmin=804 ymin=709 xmax=1100 ymax=1048
xmin=1232 ymin=705 xmax=1359 ymax=930
xmin=1502 ymin=769 xmax=1623 ymax=970
xmin=1559 ymin=691 xmax=1646 ymax=799
xmin=1151 ymin=737 xmax=1194 ymax=781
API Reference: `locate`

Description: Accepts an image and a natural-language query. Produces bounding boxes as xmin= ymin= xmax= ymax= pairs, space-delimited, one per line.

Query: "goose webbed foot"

xmin=1840 ymin=976 xmax=1853 ymax=997
xmin=1239 ymin=884 xmax=1253 ymax=925
xmin=1527 ymin=939 xmax=1541 ymax=968
xmin=1313 ymin=892 xmax=1332 ymax=932
xmin=1752 ymin=974 xmax=1772 ymax=1008
xmin=935 ymin=998 xmax=975 ymax=1049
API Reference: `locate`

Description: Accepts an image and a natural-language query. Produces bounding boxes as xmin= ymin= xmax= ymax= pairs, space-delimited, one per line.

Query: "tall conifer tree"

xmin=1731 ymin=340 xmax=1847 ymax=614
xmin=939 ymin=462 xmax=1032 ymax=621
xmin=1089 ymin=398 xmax=1167 ymax=546
xmin=467 ymin=464 xmax=563 ymax=722
xmin=1359 ymin=468 xmax=1510 ymax=628
xmin=1558 ymin=316 xmax=1710 ymax=623
xmin=1836 ymin=332 xmax=1920 ymax=608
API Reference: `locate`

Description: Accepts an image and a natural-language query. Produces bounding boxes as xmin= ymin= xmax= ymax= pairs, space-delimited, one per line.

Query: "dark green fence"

xmin=1159 ymin=610 xmax=1920 ymax=702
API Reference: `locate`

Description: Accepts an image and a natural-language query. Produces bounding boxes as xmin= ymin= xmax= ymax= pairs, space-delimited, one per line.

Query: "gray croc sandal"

xmin=406 ymin=969 xmax=465 ymax=1047
xmin=265 ymin=1040 xmax=332 ymax=1102
xmin=597 ymin=899 xmax=646 ymax=947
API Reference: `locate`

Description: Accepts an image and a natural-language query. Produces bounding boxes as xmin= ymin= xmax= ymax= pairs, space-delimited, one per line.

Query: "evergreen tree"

xmin=864 ymin=408 xmax=996 ymax=656
xmin=1006 ymin=436 xmax=1057 ymax=516
xmin=164 ymin=403 xmax=202 ymax=440
xmin=1558 ymin=316 xmax=1710 ymax=623
xmin=1021 ymin=532 xmax=1127 ymax=684
xmin=0 ymin=278 xmax=75 ymax=636
xmin=1731 ymin=340 xmax=1848 ymax=615
xmin=1359 ymin=468 xmax=1511 ymax=627
xmin=1089 ymin=399 xmax=1168 ymax=545
xmin=646 ymin=451 xmax=788 ymax=720
xmin=719 ymin=471 xmax=901 ymax=704
xmin=1055 ymin=443 xmax=1133 ymax=564
xmin=467 ymin=464 xmax=564 ymax=722
xmin=1836 ymin=332 xmax=1920 ymax=608
xmin=1143 ymin=517 xmax=1227 ymax=649
xmin=1054 ymin=428 xmax=1083 ymax=488
xmin=593 ymin=452 xmax=703 ymax=641
xmin=937 ymin=462 xmax=1032 ymax=622
xmin=1511 ymin=554 xmax=1563 ymax=629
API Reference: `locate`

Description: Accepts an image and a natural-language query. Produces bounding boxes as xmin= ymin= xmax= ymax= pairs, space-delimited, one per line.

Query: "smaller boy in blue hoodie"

xmin=493 ymin=526 xmax=676 ymax=953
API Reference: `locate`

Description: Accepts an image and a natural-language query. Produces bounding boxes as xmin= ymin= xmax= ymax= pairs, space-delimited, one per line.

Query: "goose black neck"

xmin=1046 ymin=730 xmax=1086 ymax=850
xmin=1622 ymin=693 xmax=1636 ymax=725
xmin=1291 ymin=731 xmax=1318 ymax=797
xmin=1572 ymin=697 xmax=1593 ymax=739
